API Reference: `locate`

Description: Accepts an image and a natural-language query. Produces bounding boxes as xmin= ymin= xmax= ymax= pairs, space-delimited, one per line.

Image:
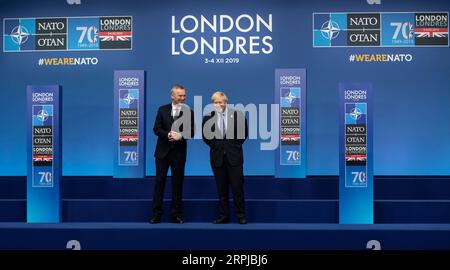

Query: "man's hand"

xmin=169 ymin=131 xmax=182 ymax=141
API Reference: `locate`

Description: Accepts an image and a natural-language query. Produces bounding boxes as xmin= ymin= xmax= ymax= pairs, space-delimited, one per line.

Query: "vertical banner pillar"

xmin=275 ymin=69 xmax=307 ymax=178
xmin=113 ymin=70 xmax=146 ymax=178
xmin=339 ymin=83 xmax=373 ymax=224
xmin=27 ymin=85 xmax=61 ymax=223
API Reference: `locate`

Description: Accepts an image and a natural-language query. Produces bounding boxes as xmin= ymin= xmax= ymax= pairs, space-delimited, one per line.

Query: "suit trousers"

xmin=212 ymin=154 xmax=246 ymax=219
xmin=152 ymin=149 xmax=185 ymax=218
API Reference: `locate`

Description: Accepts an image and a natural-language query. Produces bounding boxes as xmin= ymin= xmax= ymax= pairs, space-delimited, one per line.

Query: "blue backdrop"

xmin=0 ymin=0 xmax=449 ymax=176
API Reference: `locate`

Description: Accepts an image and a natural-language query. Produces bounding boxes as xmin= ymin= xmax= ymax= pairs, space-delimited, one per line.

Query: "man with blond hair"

xmin=202 ymin=91 xmax=248 ymax=224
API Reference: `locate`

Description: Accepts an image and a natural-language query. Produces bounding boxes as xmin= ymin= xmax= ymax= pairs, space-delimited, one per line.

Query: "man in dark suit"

xmin=202 ymin=91 xmax=248 ymax=224
xmin=151 ymin=84 xmax=194 ymax=224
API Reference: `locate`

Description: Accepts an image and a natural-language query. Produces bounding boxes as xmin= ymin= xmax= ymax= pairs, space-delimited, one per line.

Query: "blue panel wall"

xmin=0 ymin=0 xmax=449 ymax=176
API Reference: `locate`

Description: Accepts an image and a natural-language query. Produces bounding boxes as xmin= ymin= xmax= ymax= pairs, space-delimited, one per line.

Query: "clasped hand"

xmin=168 ymin=131 xmax=182 ymax=141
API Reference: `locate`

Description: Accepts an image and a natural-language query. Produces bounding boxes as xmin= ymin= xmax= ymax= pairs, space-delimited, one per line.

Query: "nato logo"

xmin=321 ymin=20 xmax=340 ymax=40
xmin=37 ymin=110 xmax=49 ymax=122
xmin=10 ymin=26 xmax=29 ymax=44
xmin=280 ymin=87 xmax=300 ymax=107
xmin=345 ymin=103 xmax=366 ymax=125
xmin=33 ymin=105 xmax=53 ymax=126
xmin=313 ymin=13 xmax=347 ymax=47
xmin=119 ymin=89 xmax=138 ymax=109
xmin=3 ymin=19 xmax=36 ymax=51
xmin=124 ymin=93 xmax=134 ymax=105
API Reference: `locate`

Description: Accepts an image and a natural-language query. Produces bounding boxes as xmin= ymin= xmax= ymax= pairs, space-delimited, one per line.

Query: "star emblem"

xmin=123 ymin=93 xmax=135 ymax=105
xmin=37 ymin=110 xmax=49 ymax=122
xmin=350 ymin=107 xmax=362 ymax=120
xmin=284 ymin=91 xmax=297 ymax=105
xmin=320 ymin=20 xmax=340 ymax=40
xmin=10 ymin=25 xmax=30 ymax=45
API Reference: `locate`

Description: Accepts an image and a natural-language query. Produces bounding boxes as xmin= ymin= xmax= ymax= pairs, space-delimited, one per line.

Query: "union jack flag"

xmin=345 ymin=154 xmax=366 ymax=161
xmin=281 ymin=135 xmax=300 ymax=142
xmin=120 ymin=136 xmax=138 ymax=142
xmin=100 ymin=31 xmax=132 ymax=41
xmin=33 ymin=154 xmax=53 ymax=162
xmin=415 ymin=28 xmax=448 ymax=38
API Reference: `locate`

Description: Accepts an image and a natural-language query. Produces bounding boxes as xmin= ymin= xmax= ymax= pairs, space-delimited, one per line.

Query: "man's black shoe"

xmin=213 ymin=217 xmax=229 ymax=224
xmin=172 ymin=216 xmax=184 ymax=224
xmin=238 ymin=218 xmax=247 ymax=224
xmin=150 ymin=216 xmax=161 ymax=224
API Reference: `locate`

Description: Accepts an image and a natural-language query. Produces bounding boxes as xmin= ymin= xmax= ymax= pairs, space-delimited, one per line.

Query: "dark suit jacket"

xmin=202 ymin=108 xmax=248 ymax=167
xmin=153 ymin=103 xmax=194 ymax=161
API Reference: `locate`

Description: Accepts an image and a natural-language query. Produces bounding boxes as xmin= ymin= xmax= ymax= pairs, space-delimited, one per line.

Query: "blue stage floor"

xmin=2 ymin=176 xmax=450 ymax=249
xmin=1 ymin=222 xmax=450 ymax=250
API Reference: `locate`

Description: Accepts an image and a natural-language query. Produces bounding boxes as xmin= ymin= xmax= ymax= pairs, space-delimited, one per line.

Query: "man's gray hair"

xmin=171 ymin=83 xmax=185 ymax=94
